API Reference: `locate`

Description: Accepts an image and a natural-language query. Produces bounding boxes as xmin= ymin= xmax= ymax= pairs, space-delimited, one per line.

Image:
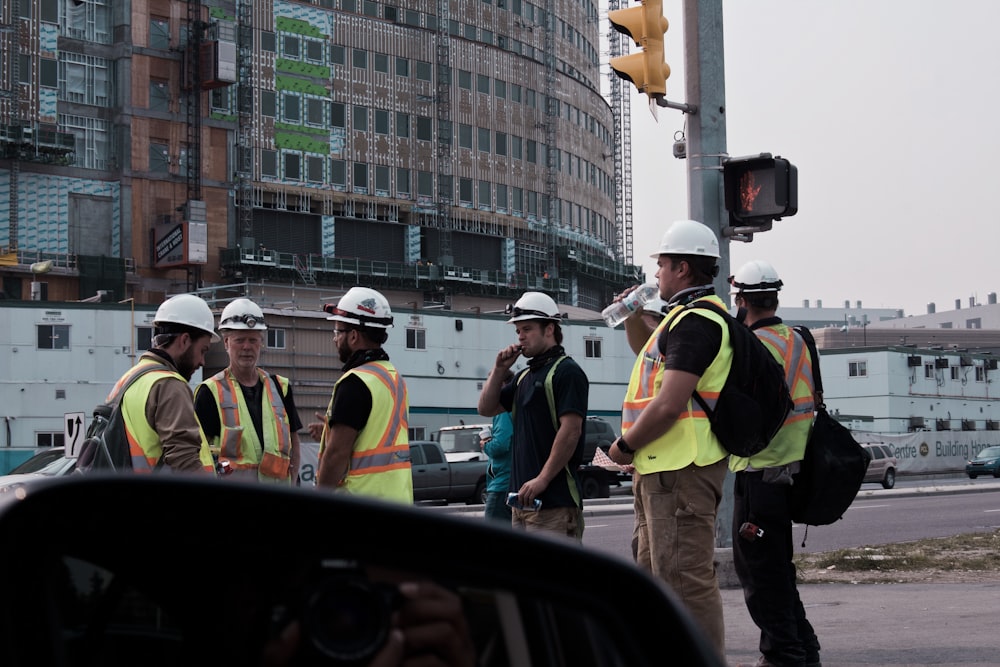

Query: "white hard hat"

xmin=729 ymin=260 xmax=783 ymax=295
xmin=650 ymin=219 xmax=721 ymax=259
xmin=154 ymin=294 xmax=220 ymax=342
xmin=506 ymin=291 xmax=563 ymax=323
xmin=219 ymin=298 xmax=267 ymax=331
xmin=478 ymin=427 xmax=493 ymax=441
xmin=325 ymin=287 xmax=394 ymax=329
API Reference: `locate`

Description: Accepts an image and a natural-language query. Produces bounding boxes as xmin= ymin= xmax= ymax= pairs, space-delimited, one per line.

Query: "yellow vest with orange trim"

xmin=622 ymin=296 xmax=731 ymax=473
xmin=729 ymin=323 xmax=815 ymax=471
xmin=322 ymin=360 xmax=413 ymax=503
xmin=201 ymin=369 xmax=295 ymax=484
xmin=116 ymin=360 xmax=215 ymax=473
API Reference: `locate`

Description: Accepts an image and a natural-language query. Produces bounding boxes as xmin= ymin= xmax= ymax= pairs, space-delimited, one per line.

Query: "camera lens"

xmin=304 ymin=576 xmax=394 ymax=663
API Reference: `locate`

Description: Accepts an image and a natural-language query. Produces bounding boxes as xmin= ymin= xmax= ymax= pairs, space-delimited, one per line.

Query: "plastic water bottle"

xmin=601 ymin=284 xmax=660 ymax=328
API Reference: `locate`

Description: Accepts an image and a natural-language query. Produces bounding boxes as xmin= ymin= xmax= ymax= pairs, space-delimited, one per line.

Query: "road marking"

xmin=847 ymin=504 xmax=891 ymax=509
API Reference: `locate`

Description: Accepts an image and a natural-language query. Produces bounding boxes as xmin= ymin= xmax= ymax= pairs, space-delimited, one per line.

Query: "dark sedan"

xmin=966 ymin=446 xmax=1000 ymax=479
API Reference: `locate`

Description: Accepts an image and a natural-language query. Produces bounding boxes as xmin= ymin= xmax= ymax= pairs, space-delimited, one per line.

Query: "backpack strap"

xmin=512 ymin=355 xmax=568 ymax=430
xmin=512 ymin=355 xmax=581 ymax=507
xmin=109 ymin=362 xmax=168 ymax=406
xmin=662 ymin=301 xmax=730 ymax=419
xmin=792 ymin=325 xmax=824 ymax=409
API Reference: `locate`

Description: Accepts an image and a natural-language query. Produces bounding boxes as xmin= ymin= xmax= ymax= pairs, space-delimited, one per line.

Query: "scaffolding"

xmin=435 ymin=0 xmax=453 ymax=265
xmin=607 ymin=0 xmax=633 ymax=267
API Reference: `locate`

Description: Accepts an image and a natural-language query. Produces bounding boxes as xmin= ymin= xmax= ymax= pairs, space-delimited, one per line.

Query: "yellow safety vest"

xmin=730 ymin=323 xmax=816 ymax=471
xmin=116 ymin=360 xmax=216 ymax=473
xmin=322 ymin=360 xmax=412 ymax=503
xmin=621 ymin=296 xmax=731 ymax=473
xmin=201 ymin=369 xmax=294 ymax=484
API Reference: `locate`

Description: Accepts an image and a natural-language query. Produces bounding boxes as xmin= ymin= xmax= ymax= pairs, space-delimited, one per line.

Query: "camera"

xmin=279 ymin=561 xmax=401 ymax=665
xmin=506 ymin=492 xmax=542 ymax=511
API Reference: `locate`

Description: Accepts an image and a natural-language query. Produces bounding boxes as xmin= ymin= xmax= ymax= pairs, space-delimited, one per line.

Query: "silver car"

xmin=861 ymin=443 xmax=898 ymax=489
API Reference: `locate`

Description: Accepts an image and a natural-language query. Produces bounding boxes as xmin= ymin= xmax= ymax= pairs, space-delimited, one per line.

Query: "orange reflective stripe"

xmin=345 ymin=363 xmax=409 ymax=480
xmin=353 ymin=365 xmax=406 ymax=452
xmin=261 ymin=374 xmax=292 ymax=456
xmin=758 ymin=326 xmax=815 ymax=417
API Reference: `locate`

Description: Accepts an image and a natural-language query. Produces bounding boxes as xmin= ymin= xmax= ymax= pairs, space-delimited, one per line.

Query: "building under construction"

xmin=0 ymin=0 xmax=640 ymax=310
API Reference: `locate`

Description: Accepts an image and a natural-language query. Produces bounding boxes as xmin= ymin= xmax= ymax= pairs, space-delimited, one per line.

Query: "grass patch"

xmin=794 ymin=529 xmax=1000 ymax=580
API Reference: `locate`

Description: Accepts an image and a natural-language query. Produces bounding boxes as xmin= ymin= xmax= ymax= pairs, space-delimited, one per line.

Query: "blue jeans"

xmin=484 ymin=491 xmax=512 ymax=524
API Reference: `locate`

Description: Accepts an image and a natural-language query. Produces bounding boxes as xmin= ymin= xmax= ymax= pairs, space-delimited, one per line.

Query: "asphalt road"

xmin=431 ymin=478 xmax=1000 ymax=665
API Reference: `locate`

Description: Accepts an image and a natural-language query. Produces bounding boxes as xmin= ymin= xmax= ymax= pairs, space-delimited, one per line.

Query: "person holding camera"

xmin=729 ymin=260 xmax=822 ymax=667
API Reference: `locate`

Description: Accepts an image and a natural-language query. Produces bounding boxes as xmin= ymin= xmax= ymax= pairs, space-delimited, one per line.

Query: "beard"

xmin=337 ymin=338 xmax=352 ymax=364
xmin=175 ymin=346 xmax=200 ymax=381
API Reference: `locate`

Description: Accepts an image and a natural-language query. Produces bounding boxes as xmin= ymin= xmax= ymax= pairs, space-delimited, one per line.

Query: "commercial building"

xmin=0 ymin=0 xmax=638 ymax=311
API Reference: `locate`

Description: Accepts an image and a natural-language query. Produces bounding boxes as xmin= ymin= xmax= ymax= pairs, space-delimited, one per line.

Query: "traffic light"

xmin=723 ymin=154 xmax=798 ymax=226
xmin=608 ymin=0 xmax=670 ymax=99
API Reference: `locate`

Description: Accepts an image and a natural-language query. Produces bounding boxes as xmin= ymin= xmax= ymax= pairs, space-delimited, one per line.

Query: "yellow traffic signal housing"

xmin=609 ymin=0 xmax=670 ymax=97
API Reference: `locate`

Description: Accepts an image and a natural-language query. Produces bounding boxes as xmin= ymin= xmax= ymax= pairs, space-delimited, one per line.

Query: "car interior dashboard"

xmin=0 ymin=476 xmax=722 ymax=667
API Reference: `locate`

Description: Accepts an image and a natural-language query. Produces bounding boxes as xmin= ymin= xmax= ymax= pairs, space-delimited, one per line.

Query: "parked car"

xmin=0 ymin=447 xmax=75 ymax=490
xmin=965 ymin=446 xmax=1000 ymax=479
xmin=582 ymin=417 xmax=618 ymax=463
xmin=435 ymin=423 xmax=492 ymax=460
xmin=409 ymin=440 xmax=488 ymax=504
xmin=0 ymin=476 xmax=724 ymax=666
xmin=862 ymin=443 xmax=898 ymax=489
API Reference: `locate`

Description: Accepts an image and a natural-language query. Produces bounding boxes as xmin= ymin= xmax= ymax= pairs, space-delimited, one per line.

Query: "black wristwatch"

xmin=616 ymin=437 xmax=634 ymax=455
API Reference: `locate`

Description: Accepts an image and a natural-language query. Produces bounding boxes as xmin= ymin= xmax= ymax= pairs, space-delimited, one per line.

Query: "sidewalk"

xmin=724 ymin=478 xmax=1000 ymax=666
xmin=723 ymin=581 xmax=1000 ymax=666
xmin=432 ymin=479 xmax=1000 ymax=666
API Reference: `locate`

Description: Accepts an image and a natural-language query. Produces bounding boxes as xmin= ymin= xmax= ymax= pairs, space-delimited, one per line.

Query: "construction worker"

xmin=307 ymin=287 xmax=412 ymax=503
xmin=607 ymin=219 xmax=730 ymax=657
xmin=478 ymin=291 xmax=589 ymax=541
xmin=114 ymin=293 xmax=218 ymax=473
xmin=195 ymin=298 xmax=302 ymax=484
xmin=729 ymin=260 xmax=822 ymax=667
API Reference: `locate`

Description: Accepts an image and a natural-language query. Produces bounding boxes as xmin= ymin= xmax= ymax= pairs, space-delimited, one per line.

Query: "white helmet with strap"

xmin=325 ymin=287 xmax=394 ymax=329
xmin=219 ymin=298 xmax=267 ymax=331
xmin=154 ymin=294 xmax=220 ymax=342
xmin=650 ymin=219 xmax=721 ymax=259
xmin=729 ymin=260 xmax=783 ymax=295
xmin=506 ymin=291 xmax=563 ymax=323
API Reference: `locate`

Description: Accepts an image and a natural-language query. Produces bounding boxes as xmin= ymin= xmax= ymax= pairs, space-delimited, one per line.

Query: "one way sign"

xmin=65 ymin=412 xmax=86 ymax=458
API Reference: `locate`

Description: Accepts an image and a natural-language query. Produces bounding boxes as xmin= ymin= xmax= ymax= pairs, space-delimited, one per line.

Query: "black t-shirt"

xmin=327 ymin=373 xmax=372 ymax=431
xmin=499 ymin=350 xmax=588 ymax=509
xmin=658 ymin=310 xmax=724 ymax=375
xmin=194 ymin=375 xmax=303 ymax=446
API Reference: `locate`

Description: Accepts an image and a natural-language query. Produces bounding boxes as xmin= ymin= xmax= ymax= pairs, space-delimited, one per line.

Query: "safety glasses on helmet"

xmin=506 ymin=305 xmax=556 ymax=319
xmin=220 ymin=313 xmax=263 ymax=328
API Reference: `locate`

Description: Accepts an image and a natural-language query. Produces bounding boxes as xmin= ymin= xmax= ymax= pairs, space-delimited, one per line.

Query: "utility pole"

xmin=682 ymin=0 xmax=734 ymax=547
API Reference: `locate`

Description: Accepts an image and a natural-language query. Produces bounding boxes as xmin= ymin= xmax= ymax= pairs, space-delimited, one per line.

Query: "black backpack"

xmin=76 ymin=365 xmax=163 ymax=474
xmin=789 ymin=326 xmax=872 ymax=527
xmin=665 ymin=301 xmax=793 ymax=458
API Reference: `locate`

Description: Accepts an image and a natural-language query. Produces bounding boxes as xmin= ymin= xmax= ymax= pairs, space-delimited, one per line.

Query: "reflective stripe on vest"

xmin=119 ymin=360 xmax=215 ymax=473
xmin=328 ymin=361 xmax=412 ymax=503
xmin=621 ymin=296 xmax=730 ymax=473
xmin=205 ymin=369 xmax=293 ymax=483
xmin=731 ymin=324 xmax=816 ymax=471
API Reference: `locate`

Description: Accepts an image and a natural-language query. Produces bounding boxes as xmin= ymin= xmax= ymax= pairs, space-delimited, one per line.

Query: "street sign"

xmin=65 ymin=412 xmax=86 ymax=458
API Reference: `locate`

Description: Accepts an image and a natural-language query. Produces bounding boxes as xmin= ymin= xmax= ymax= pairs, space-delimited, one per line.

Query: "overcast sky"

xmin=623 ymin=1 xmax=1000 ymax=317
